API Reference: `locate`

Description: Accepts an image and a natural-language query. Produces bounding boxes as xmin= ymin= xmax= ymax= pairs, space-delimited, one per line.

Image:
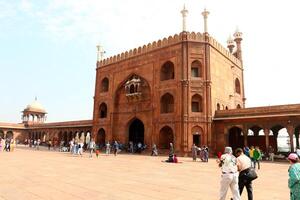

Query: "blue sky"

xmin=1 ymin=0 xmax=300 ymax=122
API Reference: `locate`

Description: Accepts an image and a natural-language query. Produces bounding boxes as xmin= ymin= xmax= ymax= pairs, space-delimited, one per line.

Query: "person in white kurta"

xmin=217 ymin=147 xmax=241 ymax=200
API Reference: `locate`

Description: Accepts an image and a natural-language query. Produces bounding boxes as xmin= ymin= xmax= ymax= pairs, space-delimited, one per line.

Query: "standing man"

xmin=191 ymin=144 xmax=198 ymax=161
xmin=236 ymin=148 xmax=253 ymax=200
xmin=268 ymin=146 xmax=275 ymax=162
xmin=48 ymin=140 xmax=52 ymax=151
xmin=217 ymin=147 xmax=241 ymax=200
xmin=249 ymin=146 xmax=255 ymax=167
xmin=253 ymin=146 xmax=262 ymax=170
xmin=151 ymin=144 xmax=158 ymax=156
xmin=88 ymin=139 xmax=96 ymax=158
xmin=106 ymin=141 xmax=111 ymax=155
xmin=37 ymin=139 xmax=41 ymax=150
xmin=113 ymin=141 xmax=119 ymax=156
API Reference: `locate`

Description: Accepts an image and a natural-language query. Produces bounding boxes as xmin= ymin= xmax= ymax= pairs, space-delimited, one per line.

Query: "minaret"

xmin=96 ymin=44 xmax=105 ymax=62
xmin=233 ymin=28 xmax=243 ymax=62
xmin=201 ymin=8 xmax=210 ymax=33
xmin=180 ymin=4 xmax=188 ymax=32
xmin=227 ymin=35 xmax=235 ymax=53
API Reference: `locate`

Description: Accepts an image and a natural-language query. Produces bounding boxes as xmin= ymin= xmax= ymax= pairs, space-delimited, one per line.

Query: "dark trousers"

xmin=239 ymin=170 xmax=253 ymax=200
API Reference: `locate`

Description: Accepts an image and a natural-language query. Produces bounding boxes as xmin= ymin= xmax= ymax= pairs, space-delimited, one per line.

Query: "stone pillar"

xmin=181 ymin=31 xmax=189 ymax=155
xmin=287 ymin=125 xmax=295 ymax=152
xmin=295 ymin=129 xmax=300 ymax=149
xmin=264 ymin=128 xmax=270 ymax=152
xmin=243 ymin=127 xmax=248 ymax=147
xmin=180 ymin=5 xmax=188 ymax=32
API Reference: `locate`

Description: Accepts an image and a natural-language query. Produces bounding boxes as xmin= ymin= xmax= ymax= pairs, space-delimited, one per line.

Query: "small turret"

xmin=227 ymin=35 xmax=235 ymax=53
xmin=96 ymin=44 xmax=105 ymax=62
xmin=180 ymin=4 xmax=188 ymax=32
xmin=233 ymin=28 xmax=243 ymax=61
xmin=201 ymin=8 xmax=210 ymax=33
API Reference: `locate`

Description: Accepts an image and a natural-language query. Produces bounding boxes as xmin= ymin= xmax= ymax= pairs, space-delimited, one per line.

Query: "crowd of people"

xmin=217 ymin=145 xmax=300 ymax=200
xmin=0 ymin=138 xmax=16 ymax=152
xmin=191 ymin=144 xmax=209 ymax=162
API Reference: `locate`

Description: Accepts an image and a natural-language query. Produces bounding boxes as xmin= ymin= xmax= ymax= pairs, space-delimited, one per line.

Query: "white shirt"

xmin=220 ymin=153 xmax=238 ymax=173
xmin=296 ymin=149 xmax=300 ymax=157
xmin=237 ymin=154 xmax=251 ymax=171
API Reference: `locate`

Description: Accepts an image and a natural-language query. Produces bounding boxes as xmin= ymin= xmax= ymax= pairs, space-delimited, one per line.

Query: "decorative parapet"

xmin=208 ymin=37 xmax=241 ymax=66
xmin=214 ymin=103 xmax=300 ymax=119
xmin=99 ymin=32 xmax=241 ymax=67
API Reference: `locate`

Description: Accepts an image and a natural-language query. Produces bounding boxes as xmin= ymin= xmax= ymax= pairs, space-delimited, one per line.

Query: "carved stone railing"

xmin=98 ymin=32 xmax=242 ymax=67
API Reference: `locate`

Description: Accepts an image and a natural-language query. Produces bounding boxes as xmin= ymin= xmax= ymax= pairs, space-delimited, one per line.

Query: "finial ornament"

xmin=233 ymin=27 xmax=243 ymax=61
xmin=227 ymin=35 xmax=235 ymax=53
xmin=96 ymin=44 xmax=105 ymax=61
xmin=233 ymin=27 xmax=243 ymax=40
xmin=180 ymin=4 xmax=188 ymax=32
xmin=201 ymin=8 xmax=210 ymax=33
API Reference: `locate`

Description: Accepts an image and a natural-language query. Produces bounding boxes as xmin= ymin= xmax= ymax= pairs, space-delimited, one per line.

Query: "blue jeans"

xmin=253 ymin=159 xmax=260 ymax=170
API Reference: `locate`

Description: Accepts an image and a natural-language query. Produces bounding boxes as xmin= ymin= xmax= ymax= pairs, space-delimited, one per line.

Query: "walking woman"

xmin=191 ymin=144 xmax=198 ymax=161
xmin=288 ymin=153 xmax=300 ymax=200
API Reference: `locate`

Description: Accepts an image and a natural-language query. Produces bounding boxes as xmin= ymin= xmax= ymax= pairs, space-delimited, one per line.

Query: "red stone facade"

xmin=92 ymin=31 xmax=245 ymax=154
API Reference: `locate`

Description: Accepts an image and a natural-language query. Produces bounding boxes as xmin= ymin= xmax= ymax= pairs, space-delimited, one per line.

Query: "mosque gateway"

xmin=1 ymin=7 xmax=300 ymax=155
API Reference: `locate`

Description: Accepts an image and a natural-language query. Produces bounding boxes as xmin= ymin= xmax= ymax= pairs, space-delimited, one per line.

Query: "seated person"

xmin=165 ymin=154 xmax=174 ymax=162
xmin=173 ymin=154 xmax=178 ymax=163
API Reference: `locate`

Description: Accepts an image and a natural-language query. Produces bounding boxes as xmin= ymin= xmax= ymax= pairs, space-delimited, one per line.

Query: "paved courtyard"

xmin=0 ymin=147 xmax=290 ymax=200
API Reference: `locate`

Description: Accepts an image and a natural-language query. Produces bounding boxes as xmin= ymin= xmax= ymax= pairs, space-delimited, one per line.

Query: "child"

xmin=95 ymin=149 xmax=100 ymax=158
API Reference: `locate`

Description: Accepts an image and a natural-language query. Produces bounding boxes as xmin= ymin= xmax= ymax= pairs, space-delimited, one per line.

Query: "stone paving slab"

xmin=0 ymin=148 xmax=290 ymax=200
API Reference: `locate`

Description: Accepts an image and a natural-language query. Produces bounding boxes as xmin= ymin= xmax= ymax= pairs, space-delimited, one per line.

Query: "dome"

xmin=24 ymin=98 xmax=46 ymax=113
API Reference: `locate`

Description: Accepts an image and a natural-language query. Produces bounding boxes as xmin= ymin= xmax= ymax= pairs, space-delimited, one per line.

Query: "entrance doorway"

xmin=128 ymin=118 xmax=144 ymax=144
xmin=193 ymin=135 xmax=201 ymax=146
xmin=97 ymin=128 xmax=106 ymax=148
xmin=159 ymin=126 xmax=174 ymax=149
xmin=228 ymin=127 xmax=244 ymax=151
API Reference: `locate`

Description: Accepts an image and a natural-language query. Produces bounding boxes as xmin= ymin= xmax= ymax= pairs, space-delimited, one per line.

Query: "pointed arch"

xmin=191 ymin=60 xmax=202 ymax=77
xmin=99 ymin=103 xmax=107 ymax=118
xmin=160 ymin=61 xmax=174 ymax=81
xmin=159 ymin=126 xmax=174 ymax=149
xmin=160 ymin=93 xmax=174 ymax=113
xmin=235 ymin=78 xmax=241 ymax=94
xmin=192 ymin=126 xmax=204 ymax=146
xmin=101 ymin=77 xmax=109 ymax=92
xmin=191 ymin=94 xmax=203 ymax=112
xmin=217 ymin=103 xmax=221 ymax=111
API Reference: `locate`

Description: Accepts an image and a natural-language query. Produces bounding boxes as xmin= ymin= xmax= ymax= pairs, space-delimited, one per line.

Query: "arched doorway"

xmin=192 ymin=126 xmax=203 ymax=147
xmin=0 ymin=130 xmax=4 ymax=139
xmin=6 ymin=131 xmax=13 ymax=140
xmin=159 ymin=126 xmax=174 ymax=149
xmin=97 ymin=128 xmax=106 ymax=148
xmin=128 ymin=118 xmax=144 ymax=145
xmin=228 ymin=127 xmax=243 ymax=151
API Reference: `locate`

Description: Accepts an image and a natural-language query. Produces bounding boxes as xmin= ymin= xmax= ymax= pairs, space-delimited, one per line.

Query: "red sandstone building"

xmin=1 ymin=8 xmax=299 ymax=155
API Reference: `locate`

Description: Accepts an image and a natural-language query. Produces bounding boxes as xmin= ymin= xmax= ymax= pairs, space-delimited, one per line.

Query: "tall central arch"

xmin=128 ymin=118 xmax=144 ymax=144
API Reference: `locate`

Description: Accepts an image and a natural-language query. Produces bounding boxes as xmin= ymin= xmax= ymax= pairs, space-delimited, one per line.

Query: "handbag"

xmin=242 ymin=167 xmax=258 ymax=182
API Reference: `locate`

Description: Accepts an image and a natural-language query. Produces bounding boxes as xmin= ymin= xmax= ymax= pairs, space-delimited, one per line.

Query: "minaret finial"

xmin=201 ymin=8 xmax=210 ymax=33
xmin=180 ymin=4 xmax=188 ymax=32
xmin=233 ymin=27 xmax=243 ymax=62
xmin=96 ymin=44 xmax=105 ymax=62
xmin=227 ymin=35 xmax=235 ymax=53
